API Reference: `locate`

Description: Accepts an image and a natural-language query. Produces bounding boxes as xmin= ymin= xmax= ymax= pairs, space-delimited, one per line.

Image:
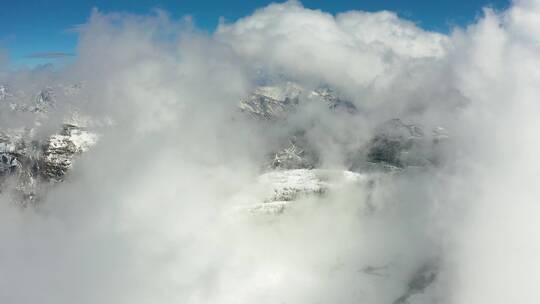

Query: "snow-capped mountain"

xmin=239 ymin=82 xmax=357 ymax=120
xmin=235 ymin=82 xmax=447 ymax=303
xmin=1 ymin=81 xmax=444 ymax=302
xmin=0 ymin=84 xmax=98 ymax=205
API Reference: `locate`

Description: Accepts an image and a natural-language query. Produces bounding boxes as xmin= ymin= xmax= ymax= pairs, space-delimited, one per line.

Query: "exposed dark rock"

xmin=239 ymin=83 xmax=357 ymax=121
xmin=239 ymin=84 xmax=301 ymax=120
xmin=366 ymin=119 xmax=424 ymax=167
xmin=268 ymin=133 xmax=319 ymax=170
xmin=34 ymin=87 xmax=56 ymax=112
xmin=311 ymin=88 xmax=358 ymax=114
xmin=0 ymin=124 xmax=97 ymax=205
xmin=393 ymin=263 xmax=438 ymax=304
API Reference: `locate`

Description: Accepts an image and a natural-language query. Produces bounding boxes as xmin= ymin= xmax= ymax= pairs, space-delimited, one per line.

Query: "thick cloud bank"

xmin=1 ymin=0 xmax=540 ymax=303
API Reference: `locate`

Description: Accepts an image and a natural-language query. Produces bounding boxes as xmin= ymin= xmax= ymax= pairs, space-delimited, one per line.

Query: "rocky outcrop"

xmin=310 ymin=88 xmax=358 ymax=114
xmin=0 ymin=84 xmax=97 ymax=205
xmin=239 ymin=82 xmax=357 ymax=120
xmin=268 ymin=133 xmax=319 ymax=170
xmin=366 ymin=119 xmax=425 ymax=167
xmin=42 ymin=124 xmax=98 ymax=182
xmin=0 ymin=124 xmax=97 ymax=205
xmin=240 ymin=83 xmax=358 ymax=171
xmin=239 ymin=83 xmax=301 ymax=120
xmin=34 ymin=87 xmax=56 ymax=112
xmin=344 ymin=119 xmax=450 ymax=171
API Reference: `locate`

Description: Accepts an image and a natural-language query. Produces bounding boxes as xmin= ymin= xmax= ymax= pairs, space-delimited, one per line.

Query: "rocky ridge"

xmin=0 ymin=84 xmax=98 ymax=205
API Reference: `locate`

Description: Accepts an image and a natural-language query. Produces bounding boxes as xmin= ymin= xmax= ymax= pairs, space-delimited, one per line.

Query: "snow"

xmin=231 ymin=169 xmax=373 ymax=215
xmin=254 ymin=82 xmax=303 ymax=101
xmin=66 ymin=128 xmax=99 ymax=152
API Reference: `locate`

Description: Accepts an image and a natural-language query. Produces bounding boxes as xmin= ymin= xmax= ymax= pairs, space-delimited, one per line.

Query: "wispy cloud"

xmin=25 ymin=52 xmax=76 ymax=59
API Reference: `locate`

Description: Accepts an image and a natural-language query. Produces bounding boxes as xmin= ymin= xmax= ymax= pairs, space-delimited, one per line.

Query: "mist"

xmin=1 ymin=0 xmax=540 ymax=303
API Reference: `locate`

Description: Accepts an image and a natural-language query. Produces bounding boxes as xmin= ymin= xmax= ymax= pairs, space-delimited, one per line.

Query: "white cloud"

xmin=216 ymin=1 xmax=448 ymax=95
xmin=2 ymin=1 xmax=540 ymax=303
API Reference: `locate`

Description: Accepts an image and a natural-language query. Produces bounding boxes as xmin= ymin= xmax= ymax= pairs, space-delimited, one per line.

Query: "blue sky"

xmin=1 ymin=0 xmax=509 ymax=67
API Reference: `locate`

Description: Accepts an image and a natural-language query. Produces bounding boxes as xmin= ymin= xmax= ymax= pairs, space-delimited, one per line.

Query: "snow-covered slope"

xmin=231 ymin=169 xmax=375 ymax=214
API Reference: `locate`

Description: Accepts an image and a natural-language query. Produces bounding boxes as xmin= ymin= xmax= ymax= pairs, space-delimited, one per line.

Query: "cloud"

xmin=25 ymin=52 xmax=76 ymax=59
xmin=1 ymin=0 xmax=540 ymax=303
xmin=215 ymin=1 xmax=449 ymax=98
